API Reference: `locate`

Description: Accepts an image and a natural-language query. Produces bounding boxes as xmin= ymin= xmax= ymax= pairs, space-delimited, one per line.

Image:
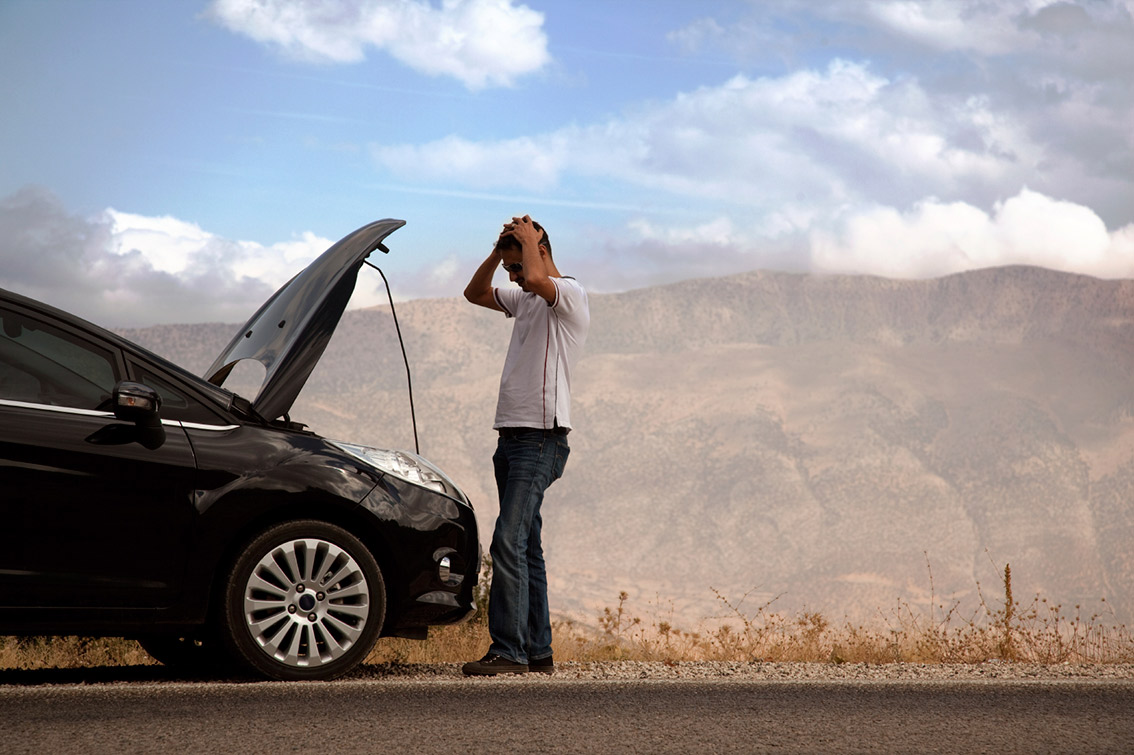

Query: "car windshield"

xmin=125 ymin=340 xmax=238 ymax=413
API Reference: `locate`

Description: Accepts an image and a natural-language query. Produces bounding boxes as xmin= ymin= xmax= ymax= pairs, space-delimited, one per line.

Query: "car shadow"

xmin=0 ymin=662 xmax=471 ymax=686
xmin=0 ymin=665 xmax=255 ymax=687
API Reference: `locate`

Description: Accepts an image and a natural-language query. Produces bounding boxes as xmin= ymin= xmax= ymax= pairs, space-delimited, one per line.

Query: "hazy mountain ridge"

xmin=117 ymin=266 xmax=1134 ymax=627
xmin=588 ymin=266 xmax=1134 ymax=352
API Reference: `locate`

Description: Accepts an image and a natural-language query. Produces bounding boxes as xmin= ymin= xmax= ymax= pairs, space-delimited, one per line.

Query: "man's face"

xmin=500 ymin=248 xmax=527 ymax=291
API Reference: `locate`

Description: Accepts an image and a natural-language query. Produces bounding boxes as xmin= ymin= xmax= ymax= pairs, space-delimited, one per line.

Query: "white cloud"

xmin=1 ymin=187 xmax=496 ymax=327
xmin=629 ymin=216 xmax=737 ymax=247
xmin=372 ymin=133 xmax=567 ymax=190
xmin=429 ymin=254 xmax=461 ymax=288
xmin=232 ymin=232 xmax=334 ymax=284
xmin=862 ymin=0 xmax=1040 ymax=55
xmin=681 ymin=1 xmax=1132 ymax=62
xmin=367 ymin=53 xmax=1133 ymax=285
xmin=858 ymin=0 xmax=1134 ymax=62
xmin=207 ymin=0 xmax=550 ymax=90
xmin=810 ymin=188 xmax=1134 ymax=279
xmin=373 ymin=60 xmax=1044 ymax=226
xmin=106 ymin=208 xmax=333 ymax=293
xmin=365 ymin=2 xmax=1132 ymax=285
xmin=668 ymin=1 xmax=1134 ymax=224
xmin=106 ymin=210 xmax=214 ymax=275
xmin=0 ymin=187 xmax=376 ymax=327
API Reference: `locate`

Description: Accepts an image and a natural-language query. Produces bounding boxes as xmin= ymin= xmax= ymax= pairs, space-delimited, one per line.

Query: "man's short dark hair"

xmin=495 ymin=220 xmax=552 ymax=258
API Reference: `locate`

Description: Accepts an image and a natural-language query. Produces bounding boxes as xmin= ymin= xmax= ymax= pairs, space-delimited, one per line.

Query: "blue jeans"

xmin=487 ymin=430 xmax=570 ymax=664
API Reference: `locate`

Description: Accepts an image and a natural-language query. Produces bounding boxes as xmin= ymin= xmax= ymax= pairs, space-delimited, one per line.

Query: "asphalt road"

xmin=2 ymin=668 xmax=1132 ymax=753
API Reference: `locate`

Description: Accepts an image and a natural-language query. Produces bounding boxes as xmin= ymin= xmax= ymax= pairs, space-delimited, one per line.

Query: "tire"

xmin=221 ymin=520 xmax=386 ymax=681
xmin=136 ymin=633 xmax=230 ymax=674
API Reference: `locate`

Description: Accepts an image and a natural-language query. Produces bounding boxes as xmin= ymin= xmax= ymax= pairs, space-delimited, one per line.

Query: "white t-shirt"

xmin=492 ymin=277 xmax=589 ymax=430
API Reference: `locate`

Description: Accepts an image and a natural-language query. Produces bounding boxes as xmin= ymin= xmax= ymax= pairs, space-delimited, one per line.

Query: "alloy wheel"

xmin=243 ymin=537 xmax=371 ymax=667
xmin=224 ymin=520 xmax=385 ymax=680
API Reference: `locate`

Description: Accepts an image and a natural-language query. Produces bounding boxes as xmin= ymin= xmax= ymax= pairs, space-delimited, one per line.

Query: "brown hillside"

xmin=119 ymin=266 xmax=1134 ymax=627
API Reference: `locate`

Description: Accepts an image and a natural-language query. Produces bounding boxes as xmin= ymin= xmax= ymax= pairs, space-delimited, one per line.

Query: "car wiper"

xmin=228 ymin=391 xmax=271 ymax=425
xmin=363 ymin=260 xmax=419 ymax=455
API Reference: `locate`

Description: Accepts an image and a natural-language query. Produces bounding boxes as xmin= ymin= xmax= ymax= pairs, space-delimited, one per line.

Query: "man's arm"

xmin=463 ymin=247 xmax=504 ymax=311
xmin=512 ymin=215 xmax=557 ymax=304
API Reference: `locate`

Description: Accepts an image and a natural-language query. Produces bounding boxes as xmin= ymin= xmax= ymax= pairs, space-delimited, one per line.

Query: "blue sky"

xmin=2 ymin=0 xmax=1133 ymax=327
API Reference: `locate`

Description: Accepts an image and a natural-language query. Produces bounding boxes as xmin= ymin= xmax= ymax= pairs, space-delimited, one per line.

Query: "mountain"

xmin=118 ymin=265 xmax=1134 ymax=628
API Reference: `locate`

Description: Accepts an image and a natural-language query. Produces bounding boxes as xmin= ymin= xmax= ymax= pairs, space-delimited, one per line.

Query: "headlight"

xmin=331 ymin=441 xmax=465 ymax=501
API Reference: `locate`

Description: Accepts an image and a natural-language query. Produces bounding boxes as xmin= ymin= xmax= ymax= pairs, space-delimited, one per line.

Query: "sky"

xmin=1 ymin=0 xmax=1133 ymax=328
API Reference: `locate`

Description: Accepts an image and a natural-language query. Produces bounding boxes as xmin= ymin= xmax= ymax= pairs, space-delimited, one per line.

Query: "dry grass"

xmin=4 ymin=559 xmax=1132 ymax=670
xmin=550 ymin=560 xmax=1134 ymax=665
xmin=0 ymin=635 xmax=156 ymax=671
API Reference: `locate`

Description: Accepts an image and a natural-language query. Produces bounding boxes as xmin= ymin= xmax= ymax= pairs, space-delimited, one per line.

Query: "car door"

xmin=0 ymin=304 xmax=197 ymax=609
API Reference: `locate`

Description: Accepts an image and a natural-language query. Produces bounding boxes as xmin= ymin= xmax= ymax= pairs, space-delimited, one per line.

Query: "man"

xmin=461 ymin=215 xmax=590 ymax=676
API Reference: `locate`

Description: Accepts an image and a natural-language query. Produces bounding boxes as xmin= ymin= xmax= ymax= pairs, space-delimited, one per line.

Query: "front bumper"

xmin=358 ymin=475 xmax=479 ymax=634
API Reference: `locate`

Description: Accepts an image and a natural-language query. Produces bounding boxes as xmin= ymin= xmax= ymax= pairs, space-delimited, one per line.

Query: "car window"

xmin=129 ymin=361 xmax=228 ymax=425
xmin=0 ymin=306 xmax=120 ymax=409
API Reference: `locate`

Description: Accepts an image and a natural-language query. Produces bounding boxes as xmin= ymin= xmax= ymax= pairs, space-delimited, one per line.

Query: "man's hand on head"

xmin=508 ymin=215 xmax=543 ymax=249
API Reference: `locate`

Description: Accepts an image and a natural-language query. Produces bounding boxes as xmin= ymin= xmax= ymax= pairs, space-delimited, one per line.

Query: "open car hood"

xmin=205 ymin=219 xmax=405 ymax=421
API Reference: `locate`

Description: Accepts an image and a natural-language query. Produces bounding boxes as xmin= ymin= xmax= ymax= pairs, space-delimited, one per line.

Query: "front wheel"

xmin=221 ymin=520 xmax=386 ymax=681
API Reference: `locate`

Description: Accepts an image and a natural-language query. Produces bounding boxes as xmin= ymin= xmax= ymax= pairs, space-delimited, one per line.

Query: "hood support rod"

xmin=364 ymin=260 xmax=419 ymax=455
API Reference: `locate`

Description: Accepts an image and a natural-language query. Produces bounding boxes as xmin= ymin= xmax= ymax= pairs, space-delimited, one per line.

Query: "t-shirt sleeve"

xmin=493 ymin=287 xmax=521 ymax=318
xmin=551 ymin=278 xmax=587 ymax=322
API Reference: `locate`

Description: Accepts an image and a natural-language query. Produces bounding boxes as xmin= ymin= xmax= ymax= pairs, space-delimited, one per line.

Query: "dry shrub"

xmin=5 ymin=560 xmax=1133 ymax=669
xmin=561 ymin=560 xmax=1134 ymax=665
xmin=0 ymin=636 xmax=154 ymax=670
xmin=367 ymin=622 xmax=490 ymax=664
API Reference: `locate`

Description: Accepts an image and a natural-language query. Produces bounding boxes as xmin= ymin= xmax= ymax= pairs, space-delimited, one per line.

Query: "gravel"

xmin=350 ymin=660 xmax=1134 ymax=683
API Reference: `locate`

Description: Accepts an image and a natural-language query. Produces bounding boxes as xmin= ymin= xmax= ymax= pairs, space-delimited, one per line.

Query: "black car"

xmin=0 ymin=219 xmax=479 ymax=680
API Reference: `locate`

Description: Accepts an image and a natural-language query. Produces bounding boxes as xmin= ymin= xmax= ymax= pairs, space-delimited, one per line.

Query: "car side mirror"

xmin=113 ymin=381 xmax=166 ymax=449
